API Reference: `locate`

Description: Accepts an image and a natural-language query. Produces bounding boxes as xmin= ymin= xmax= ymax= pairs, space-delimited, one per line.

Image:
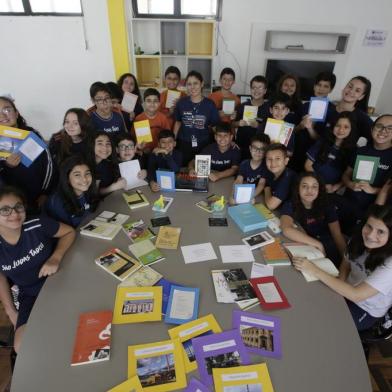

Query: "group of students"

xmin=0 ymin=64 xmax=391 ymax=360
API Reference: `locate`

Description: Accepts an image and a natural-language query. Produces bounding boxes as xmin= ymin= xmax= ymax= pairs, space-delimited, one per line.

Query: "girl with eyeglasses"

xmin=0 ymin=186 xmax=75 ymax=353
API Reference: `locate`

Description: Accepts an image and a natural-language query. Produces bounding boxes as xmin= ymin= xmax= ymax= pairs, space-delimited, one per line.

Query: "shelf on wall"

xmin=161 ymin=21 xmax=186 ymax=55
xmin=187 ymin=21 xmax=214 ymax=56
xmin=135 ymin=57 xmax=161 ymax=87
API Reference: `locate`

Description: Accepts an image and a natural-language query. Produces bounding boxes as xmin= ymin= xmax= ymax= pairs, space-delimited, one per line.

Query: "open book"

xmin=284 ymin=243 xmax=339 ymax=282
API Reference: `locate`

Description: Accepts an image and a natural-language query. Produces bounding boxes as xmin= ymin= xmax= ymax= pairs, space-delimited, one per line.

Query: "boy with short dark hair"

xmin=147 ymin=129 xmax=183 ymax=192
xmin=133 ymin=88 xmax=172 ymax=154
xmin=88 ymin=81 xmax=127 ymax=139
xmin=263 ymin=143 xmax=297 ymax=210
xmin=189 ymin=122 xmax=241 ymax=182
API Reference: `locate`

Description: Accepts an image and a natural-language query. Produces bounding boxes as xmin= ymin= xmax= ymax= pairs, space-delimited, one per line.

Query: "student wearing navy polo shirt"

xmin=45 ymin=156 xmax=99 ymax=227
xmin=305 ymin=112 xmax=357 ymax=193
xmin=281 ymin=172 xmax=346 ymax=267
xmin=230 ymin=134 xmax=270 ymax=204
xmin=0 ymin=186 xmax=75 ymax=353
xmin=376 ymin=174 xmax=392 ymax=206
xmin=340 ymin=114 xmax=392 ymax=234
xmin=148 ymin=130 xmax=183 ymax=192
xmin=263 ymin=143 xmax=297 ymax=211
xmin=189 ymin=123 xmax=241 ymax=182
xmin=173 ymin=71 xmax=220 ymax=165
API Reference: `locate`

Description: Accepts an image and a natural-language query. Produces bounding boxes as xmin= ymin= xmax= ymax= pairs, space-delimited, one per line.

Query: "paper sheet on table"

xmin=219 ymin=245 xmax=255 ymax=263
xmin=169 ymin=289 xmax=195 ymax=320
xmin=257 ymin=282 xmax=282 ymax=303
xmin=181 ymin=243 xmax=217 ymax=264
xmin=308 ymin=98 xmax=328 ymax=121
xmin=250 ymin=262 xmax=274 ymax=278
xmin=119 ymin=160 xmax=147 ymax=190
xmin=121 ymin=92 xmax=138 ymax=113
xmin=356 ymin=160 xmax=375 ymax=182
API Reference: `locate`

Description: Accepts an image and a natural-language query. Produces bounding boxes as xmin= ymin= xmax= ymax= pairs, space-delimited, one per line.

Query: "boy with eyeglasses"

xmin=87 ymin=81 xmax=128 ymax=140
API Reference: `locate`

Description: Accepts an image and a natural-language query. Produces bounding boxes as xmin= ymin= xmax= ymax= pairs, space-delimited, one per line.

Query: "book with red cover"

xmin=71 ymin=310 xmax=112 ymax=366
xmin=249 ymin=276 xmax=291 ymax=310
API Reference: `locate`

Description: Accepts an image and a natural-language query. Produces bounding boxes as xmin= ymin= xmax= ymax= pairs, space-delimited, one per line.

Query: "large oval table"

xmin=11 ymin=179 xmax=372 ymax=391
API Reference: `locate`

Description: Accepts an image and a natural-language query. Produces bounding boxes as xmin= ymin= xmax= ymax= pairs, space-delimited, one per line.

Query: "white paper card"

xmin=264 ymin=120 xmax=282 ymax=142
xmin=19 ymin=138 xmax=44 ymax=161
xmin=222 ymin=100 xmax=235 ymax=114
xmin=219 ymin=245 xmax=255 ymax=264
xmin=257 ymin=282 xmax=282 ymax=303
xmin=119 ymin=160 xmax=148 ymax=190
xmin=181 ymin=243 xmax=217 ymax=264
xmin=165 ymin=90 xmax=181 ymax=109
xmin=235 ymin=186 xmax=253 ymax=204
xmin=135 ymin=126 xmax=150 ymax=138
xmin=309 ymin=99 xmax=328 ymax=121
xmin=250 ymin=262 xmax=274 ymax=278
xmin=121 ymin=92 xmax=138 ymax=113
xmin=356 ymin=160 xmax=375 ymax=181
xmin=169 ymin=289 xmax=195 ymax=320
xmin=160 ymin=175 xmax=173 ymax=189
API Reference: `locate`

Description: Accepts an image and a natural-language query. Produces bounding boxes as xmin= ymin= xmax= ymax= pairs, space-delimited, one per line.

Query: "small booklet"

xmin=165 ymin=285 xmax=200 ymax=325
xmin=152 ymin=195 xmax=174 ymax=212
xmin=168 ymin=314 xmax=222 ymax=373
xmin=249 ymin=276 xmax=291 ymax=310
xmin=213 ymin=363 xmax=275 ymax=392
xmin=165 ymin=89 xmax=181 ymax=108
xmin=353 ymin=155 xmax=380 ymax=184
xmin=183 ymin=378 xmax=210 ymax=392
xmin=122 ymin=219 xmax=156 ymax=243
xmin=308 ymin=96 xmax=329 ymax=122
xmin=222 ymin=98 xmax=235 ymax=115
xmin=232 ymin=309 xmax=282 ymax=358
xmin=95 ymin=248 xmax=142 ymax=281
xmin=156 ymin=170 xmax=175 ymax=191
xmin=134 ymin=119 xmax=152 ymax=144
xmin=284 ymin=243 xmax=339 ymax=282
xmin=250 ymin=262 xmax=274 ymax=278
xmin=196 ymin=194 xmax=225 ymax=213
xmin=94 ymin=211 xmax=129 ymax=225
xmin=127 ymin=338 xmax=187 ymax=391
xmin=121 ymin=92 xmax=138 ymax=113
xmin=80 ymin=220 xmax=122 ymax=241
xmin=107 ymin=375 xmax=143 ymax=392
xmin=123 ymin=189 xmax=149 ymax=210
xmin=119 ymin=160 xmax=148 ymax=190
xmin=129 ymin=239 xmax=165 ymax=266
xmin=155 ymin=226 xmax=181 ymax=249
xmin=71 ymin=310 xmax=112 ymax=366
xmin=243 ymin=105 xmax=258 ymax=122
xmin=192 ymin=329 xmax=251 ymax=386
xmin=261 ymin=240 xmax=291 ymax=266
xmin=112 ymin=286 xmax=162 ymax=324
xmin=234 ymin=184 xmax=255 ymax=204
xmin=242 ymin=230 xmax=275 ymax=250
xmin=119 ymin=265 xmax=162 ymax=287
xmin=264 ymin=117 xmax=294 ymax=146
xmin=195 ymin=155 xmax=211 ymax=177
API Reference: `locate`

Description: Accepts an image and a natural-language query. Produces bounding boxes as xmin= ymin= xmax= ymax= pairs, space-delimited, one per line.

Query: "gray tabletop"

xmin=11 ymin=179 xmax=371 ymax=392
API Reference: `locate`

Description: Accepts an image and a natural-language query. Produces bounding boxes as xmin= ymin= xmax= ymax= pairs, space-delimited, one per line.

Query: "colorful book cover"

xmin=242 ymin=105 xmax=257 ymax=122
xmin=228 ymin=204 xmax=268 ymax=233
xmin=123 ymin=190 xmax=150 ymax=210
xmin=232 ymin=309 xmax=282 ymax=358
xmin=196 ymin=194 xmax=225 ymax=213
xmin=260 ymin=240 xmax=290 ymax=266
xmin=106 ymin=375 xmax=143 ymax=392
xmin=71 ymin=310 xmax=112 ymax=366
xmin=195 ymin=155 xmax=211 ymax=177
xmin=168 ymin=314 xmax=222 ymax=373
xmin=165 ymin=89 xmax=181 ymax=109
xmin=123 ymin=220 xmax=156 ymax=243
xmin=119 ymin=265 xmax=163 ymax=288
xmin=134 ymin=119 xmax=152 ymax=144
xmin=129 ymin=239 xmax=165 ymax=266
xmin=212 ymin=363 xmax=275 ymax=392
xmin=155 ymin=278 xmax=184 ymax=315
xmin=254 ymin=203 xmax=276 ymax=220
xmin=183 ymin=378 xmax=210 ymax=392
xmin=80 ymin=220 xmax=122 ymax=240
xmin=192 ymin=329 xmax=251 ymax=386
xmin=155 ymin=226 xmax=181 ymax=250
xmin=156 ymin=170 xmax=176 ymax=191
xmin=164 ymin=285 xmax=200 ymax=325
xmin=222 ymin=98 xmax=236 ymax=114
xmin=175 ymin=173 xmax=209 ymax=192
xmin=95 ymin=248 xmax=142 ymax=281
xmin=128 ymin=338 xmax=187 ymax=392
xmin=264 ymin=118 xmax=294 ymax=146
xmin=112 ymin=286 xmax=162 ymax=324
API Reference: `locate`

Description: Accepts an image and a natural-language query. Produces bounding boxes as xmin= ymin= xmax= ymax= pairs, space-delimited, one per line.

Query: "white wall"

xmin=0 ymin=0 xmax=115 ymax=138
xmin=376 ymin=59 xmax=392 ymax=114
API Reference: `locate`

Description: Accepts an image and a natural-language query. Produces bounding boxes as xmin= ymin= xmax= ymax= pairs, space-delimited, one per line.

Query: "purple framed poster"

xmin=184 ymin=377 xmax=210 ymax=392
xmin=232 ymin=309 xmax=282 ymax=359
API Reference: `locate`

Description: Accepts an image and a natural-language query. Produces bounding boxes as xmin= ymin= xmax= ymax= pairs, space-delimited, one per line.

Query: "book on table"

xmin=71 ymin=310 xmax=112 ymax=366
xmin=122 ymin=219 xmax=156 ymax=243
xmin=195 ymin=194 xmax=226 ymax=213
xmin=80 ymin=219 xmax=123 ymax=240
xmin=155 ymin=226 xmax=181 ymax=249
xmin=228 ymin=203 xmax=268 ymax=233
xmin=129 ymin=239 xmax=165 ymax=266
xmin=242 ymin=230 xmax=275 ymax=250
xmin=175 ymin=172 xmax=209 ymax=192
xmin=261 ymin=240 xmax=291 ymax=266
xmin=122 ymin=189 xmax=150 ymax=210
xmin=119 ymin=265 xmax=163 ymax=287
xmin=93 ymin=210 xmax=129 ymax=225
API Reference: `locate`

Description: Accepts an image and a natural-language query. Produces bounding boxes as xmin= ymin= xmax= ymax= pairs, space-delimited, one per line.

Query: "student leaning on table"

xmin=293 ymin=204 xmax=392 ymax=331
xmin=0 ymin=186 xmax=75 ymax=353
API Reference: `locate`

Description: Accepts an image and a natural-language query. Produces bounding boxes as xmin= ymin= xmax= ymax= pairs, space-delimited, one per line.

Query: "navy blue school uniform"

xmin=0 ymin=215 xmax=59 ymax=329
xmin=264 ymin=167 xmax=297 ymax=205
xmin=147 ymin=150 xmax=183 ymax=182
xmin=281 ymin=201 xmax=341 ymax=266
xmin=174 ymin=96 xmax=220 ymax=165
xmin=89 ymin=111 xmax=127 ymax=139
xmin=45 ymin=191 xmax=92 ymax=228
xmin=95 ymin=160 xmax=119 ymax=189
xmin=306 ymin=140 xmax=352 ymax=185
xmin=238 ymin=160 xmax=269 ymax=184
xmin=49 ymin=135 xmax=88 ymax=166
xmin=200 ymin=143 xmax=241 ymax=172
xmin=235 ymin=100 xmax=270 ymax=160
xmin=301 ymin=100 xmax=337 ymax=138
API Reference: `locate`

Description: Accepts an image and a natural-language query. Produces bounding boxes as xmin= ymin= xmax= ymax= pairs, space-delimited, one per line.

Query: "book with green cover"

xmin=128 ymin=239 xmax=165 ymax=266
xmin=122 ymin=190 xmax=149 ymax=210
xmin=122 ymin=220 xmax=155 ymax=243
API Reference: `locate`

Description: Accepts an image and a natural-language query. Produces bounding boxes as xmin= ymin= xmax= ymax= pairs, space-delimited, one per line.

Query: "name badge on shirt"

xmin=191 ymin=135 xmax=198 ymax=148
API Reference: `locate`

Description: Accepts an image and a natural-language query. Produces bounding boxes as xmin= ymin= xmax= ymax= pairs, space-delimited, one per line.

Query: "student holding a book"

xmin=117 ymin=73 xmax=144 ymax=120
xmin=0 ymin=186 xmax=75 ymax=353
xmin=276 ymin=73 xmax=303 ymax=125
xmin=45 ymin=156 xmax=99 ymax=227
xmin=280 ymin=172 xmax=346 ymax=267
xmin=293 ymin=204 xmax=392 ymax=331
xmin=0 ymin=96 xmax=55 ymax=213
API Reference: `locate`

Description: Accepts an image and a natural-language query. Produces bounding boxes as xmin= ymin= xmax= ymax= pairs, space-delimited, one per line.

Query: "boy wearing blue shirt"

xmin=148 ymin=129 xmax=183 ymax=192
xmin=189 ymin=123 xmax=241 ymax=182
xmin=263 ymin=143 xmax=297 ymax=210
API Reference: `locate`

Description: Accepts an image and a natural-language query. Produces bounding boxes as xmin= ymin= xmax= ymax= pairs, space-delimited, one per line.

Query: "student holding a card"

xmin=281 ymin=172 xmax=346 ymax=267
xmin=208 ymin=67 xmax=240 ymax=124
xmin=174 ymin=71 xmax=220 ymax=165
xmin=0 ymin=96 xmax=55 ymax=213
xmin=339 ymin=114 xmax=392 ymax=234
xmin=45 ymin=156 xmax=99 ymax=227
xmin=117 ymin=73 xmax=144 ymax=120
xmin=147 ymin=130 xmax=183 ymax=192
xmin=305 ymin=112 xmax=357 ymax=193
xmin=293 ymin=204 xmax=392 ymax=331
xmin=233 ymin=75 xmax=270 ymax=160
xmin=276 ymin=73 xmax=303 ymax=125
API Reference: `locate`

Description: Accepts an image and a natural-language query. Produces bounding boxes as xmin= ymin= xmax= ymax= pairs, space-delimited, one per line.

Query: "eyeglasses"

xmin=250 ymin=146 xmax=265 ymax=153
xmin=0 ymin=107 xmax=14 ymax=115
xmin=118 ymin=144 xmax=135 ymax=151
xmin=94 ymin=97 xmax=111 ymax=105
xmin=374 ymin=123 xmax=392 ymax=133
xmin=0 ymin=203 xmax=25 ymax=216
